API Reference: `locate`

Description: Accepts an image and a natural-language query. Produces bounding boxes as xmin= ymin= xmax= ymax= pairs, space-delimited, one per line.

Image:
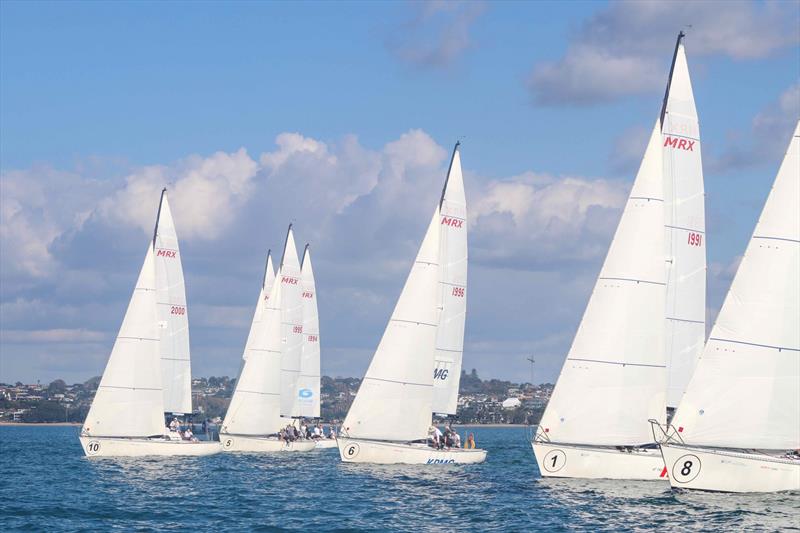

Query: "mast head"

xmin=280 ymin=224 xmax=294 ymax=268
xmin=659 ymin=31 xmax=687 ymax=130
xmin=152 ymin=187 xmax=168 ymax=247
xmin=440 ymin=141 xmax=462 ymax=208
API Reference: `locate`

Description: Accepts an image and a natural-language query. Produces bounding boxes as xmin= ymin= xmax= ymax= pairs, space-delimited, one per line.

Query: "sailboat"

xmin=338 ymin=142 xmax=486 ymax=465
xmin=80 ymin=189 xmax=220 ymax=457
xmin=656 ymin=122 xmax=800 ymax=493
xmin=220 ymin=226 xmax=315 ymax=452
xmin=531 ymin=32 xmax=701 ymax=480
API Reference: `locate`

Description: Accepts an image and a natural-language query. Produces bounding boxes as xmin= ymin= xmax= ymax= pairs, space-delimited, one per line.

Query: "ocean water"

xmin=1 ymin=426 xmax=797 ymax=532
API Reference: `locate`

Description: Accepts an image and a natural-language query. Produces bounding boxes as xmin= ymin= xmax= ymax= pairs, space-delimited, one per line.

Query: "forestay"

xmin=153 ymin=190 xmax=193 ymax=415
xmin=661 ymin=35 xmax=706 ymax=409
xmin=222 ymin=266 xmax=284 ymax=436
xmin=83 ymin=246 xmax=164 ymax=437
xmin=293 ymin=245 xmax=321 ymax=418
xmin=344 ymin=209 xmax=441 ymax=441
xmin=432 ymin=144 xmax=468 ymax=416
xmin=539 ymin=122 xmax=666 ymax=446
xmin=279 ymin=227 xmax=304 ymax=417
xmin=671 ymin=122 xmax=800 ymax=450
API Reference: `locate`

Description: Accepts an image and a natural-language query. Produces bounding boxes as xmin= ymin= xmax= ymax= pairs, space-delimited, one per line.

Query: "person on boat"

xmin=312 ymin=424 xmax=321 ymax=439
xmin=300 ymin=422 xmax=308 ymax=438
xmin=183 ymin=427 xmax=195 ymax=441
xmin=328 ymin=426 xmax=336 ymax=439
xmin=465 ymin=433 xmax=475 ymax=449
xmin=169 ymin=417 xmax=180 ymax=431
xmin=428 ymin=425 xmax=443 ymax=449
xmin=453 ymin=432 xmax=462 ymax=448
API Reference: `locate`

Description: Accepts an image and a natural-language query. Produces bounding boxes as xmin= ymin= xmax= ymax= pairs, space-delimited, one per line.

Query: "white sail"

xmin=279 ymin=226 xmax=304 ymax=417
xmin=539 ymin=121 xmax=666 ymax=446
xmin=432 ymin=144 xmax=468 ymax=415
xmin=222 ymin=274 xmax=284 ymax=436
xmin=662 ymin=36 xmax=707 ymax=409
xmin=671 ymin=122 xmax=800 ymax=450
xmin=344 ymin=208 xmax=441 ymax=441
xmin=243 ymin=251 xmax=274 ymax=361
xmin=294 ymin=245 xmax=321 ymax=418
xmin=153 ymin=190 xmax=192 ymax=415
xmin=82 ymin=246 xmax=164 ymax=437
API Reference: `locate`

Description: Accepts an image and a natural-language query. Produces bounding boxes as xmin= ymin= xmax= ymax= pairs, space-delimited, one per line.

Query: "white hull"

xmin=660 ymin=443 xmax=800 ymax=493
xmin=314 ymin=439 xmax=337 ymax=449
xmin=532 ymin=441 xmax=665 ymax=480
xmin=219 ymin=434 xmax=316 ymax=453
xmin=80 ymin=436 xmax=221 ymax=457
xmin=338 ymin=437 xmax=487 ymax=465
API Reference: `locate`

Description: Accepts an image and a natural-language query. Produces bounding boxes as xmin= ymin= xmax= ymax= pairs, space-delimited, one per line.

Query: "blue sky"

xmin=1 ymin=0 xmax=798 ymax=385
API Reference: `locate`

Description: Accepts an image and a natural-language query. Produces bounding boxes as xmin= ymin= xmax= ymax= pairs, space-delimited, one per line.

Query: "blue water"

xmin=1 ymin=426 xmax=797 ymax=531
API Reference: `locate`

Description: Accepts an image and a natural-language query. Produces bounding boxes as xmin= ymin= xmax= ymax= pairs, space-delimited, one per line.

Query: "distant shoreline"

xmin=0 ymin=422 xmax=81 ymax=427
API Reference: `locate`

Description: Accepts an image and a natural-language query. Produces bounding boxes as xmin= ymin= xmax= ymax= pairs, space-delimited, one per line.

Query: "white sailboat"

xmin=531 ymin=118 xmax=667 ymax=479
xmin=662 ymin=32 xmax=706 ymax=412
xmin=80 ymin=190 xmax=219 ymax=457
xmin=657 ymin=122 xmax=800 ymax=493
xmin=338 ymin=143 xmax=486 ymax=465
xmin=220 ymin=227 xmax=315 ymax=452
xmin=531 ymin=33 xmax=701 ymax=480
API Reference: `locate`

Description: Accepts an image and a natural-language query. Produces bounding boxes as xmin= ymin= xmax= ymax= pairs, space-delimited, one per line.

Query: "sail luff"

xmin=671 ymin=122 xmax=800 ymax=450
xmin=432 ymin=144 xmax=468 ymax=415
xmin=539 ymin=121 xmax=666 ymax=446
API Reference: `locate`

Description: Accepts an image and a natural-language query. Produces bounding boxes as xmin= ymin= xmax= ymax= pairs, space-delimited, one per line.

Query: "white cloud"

xmin=1 ymin=328 xmax=106 ymax=343
xmin=387 ymin=0 xmax=486 ymax=69
xmin=99 ymin=148 xmax=258 ymax=239
xmin=529 ymin=0 xmax=800 ymax=105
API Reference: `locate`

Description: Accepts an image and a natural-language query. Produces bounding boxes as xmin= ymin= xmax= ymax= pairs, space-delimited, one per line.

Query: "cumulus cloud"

xmin=99 ymin=148 xmax=258 ymax=240
xmin=471 ymin=172 xmax=629 ymax=268
xmin=529 ymin=0 xmax=800 ymax=106
xmin=0 ymin=129 xmax=629 ymax=384
xmin=387 ymin=0 xmax=486 ymax=70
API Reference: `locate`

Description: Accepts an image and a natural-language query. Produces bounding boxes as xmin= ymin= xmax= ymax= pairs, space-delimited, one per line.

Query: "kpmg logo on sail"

xmin=298 ymin=388 xmax=313 ymax=399
xmin=663 ymin=136 xmax=696 ymax=151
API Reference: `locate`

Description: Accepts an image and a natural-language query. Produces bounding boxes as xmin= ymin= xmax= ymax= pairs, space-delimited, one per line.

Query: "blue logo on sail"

xmin=298 ymin=388 xmax=313 ymax=399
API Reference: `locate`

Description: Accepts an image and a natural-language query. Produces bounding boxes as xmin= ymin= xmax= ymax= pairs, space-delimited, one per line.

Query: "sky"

xmin=1 ymin=0 xmax=798 ymax=385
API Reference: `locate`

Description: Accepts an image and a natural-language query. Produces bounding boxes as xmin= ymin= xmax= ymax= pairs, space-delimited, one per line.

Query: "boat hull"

xmin=660 ymin=443 xmax=800 ymax=493
xmin=532 ymin=441 xmax=665 ymax=480
xmin=337 ymin=437 xmax=487 ymax=464
xmin=314 ymin=439 xmax=337 ymax=449
xmin=79 ymin=436 xmax=221 ymax=457
xmin=219 ymin=434 xmax=316 ymax=453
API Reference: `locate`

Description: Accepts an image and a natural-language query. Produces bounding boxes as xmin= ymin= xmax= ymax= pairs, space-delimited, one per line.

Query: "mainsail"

xmin=432 ymin=143 xmax=468 ymax=416
xmin=294 ymin=245 xmax=321 ymax=418
xmin=661 ymin=33 xmax=707 ymax=409
xmin=153 ymin=190 xmax=193 ymax=415
xmin=279 ymin=226 xmax=304 ymax=417
xmin=671 ymin=122 xmax=800 ymax=450
xmin=222 ymin=260 xmax=284 ymax=436
xmin=539 ymin=122 xmax=666 ymax=445
xmin=344 ymin=208 xmax=442 ymax=441
xmin=82 ymin=246 xmax=164 ymax=437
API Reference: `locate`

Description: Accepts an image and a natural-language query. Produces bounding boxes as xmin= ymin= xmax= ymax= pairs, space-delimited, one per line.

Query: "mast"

xmin=659 ymin=31 xmax=685 ymax=130
xmin=152 ymin=187 xmax=167 ymax=247
xmin=280 ymin=224 xmax=293 ymax=269
xmin=440 ymin=141 xmax=461 ymax=208
xmin=262 ymin=250 xmax=272 ymax=288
